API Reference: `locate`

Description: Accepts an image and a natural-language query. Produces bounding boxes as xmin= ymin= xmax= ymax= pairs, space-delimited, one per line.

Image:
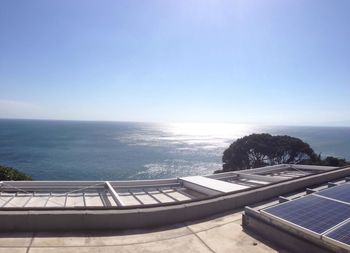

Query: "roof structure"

xmin=0 ymin=164 xmax=335 ymax=209
xmin=1 ymin=164 xmax=350 ymax=253
xmin=243 ymin=171 xmax=350 ymax=253
xmin=0 ymin=164 xmax=349 ymax=233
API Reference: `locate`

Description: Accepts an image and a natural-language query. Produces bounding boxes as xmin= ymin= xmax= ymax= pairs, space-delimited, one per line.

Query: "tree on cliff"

xmin=317 ymin=156 xmax=348 ymax=167
xmin=0 ymin=165 xmax=32 ymax=181
xmin=220 ymin=133 xmax=318 ymax=172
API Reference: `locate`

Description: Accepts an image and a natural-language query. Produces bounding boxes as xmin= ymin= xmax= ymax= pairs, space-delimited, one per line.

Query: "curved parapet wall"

xmin=0 ymin=165 xmax=349 ymax=231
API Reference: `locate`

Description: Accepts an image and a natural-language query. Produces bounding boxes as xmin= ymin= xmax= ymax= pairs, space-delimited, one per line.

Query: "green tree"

xmin=320 ymin=156 xmax=348 ymax=167
xmin=0 ymin=165 xmax=32 ymax=181
xmin=220 ymin=133 xmax=318 ymax=172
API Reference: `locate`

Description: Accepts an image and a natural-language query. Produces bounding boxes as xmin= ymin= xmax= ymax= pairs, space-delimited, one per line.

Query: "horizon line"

xmin=0 ymin=117 xmax=350 ymax=128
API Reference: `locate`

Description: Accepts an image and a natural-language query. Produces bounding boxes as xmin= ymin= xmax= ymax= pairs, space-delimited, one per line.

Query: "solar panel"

xmin=315 ymin=183 xmax=350 ymax=204
xmin=263 ymin=195 xmax=350 ymax=234
xmin=325 ymin=221 xmax=350 ymax=247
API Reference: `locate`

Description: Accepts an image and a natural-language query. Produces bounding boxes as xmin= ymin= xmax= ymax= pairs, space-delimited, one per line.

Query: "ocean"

xmin=0 ymin=119 xmax=349 ymax=180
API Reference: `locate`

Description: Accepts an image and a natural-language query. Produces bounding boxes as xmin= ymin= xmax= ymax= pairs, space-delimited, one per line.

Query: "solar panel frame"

xmin=259 ymin=183 xmax=350 ymax=251
xmin=323 ymin=219 xmax=350 ymax=251
xmin=315 ymin=183 xmax=350 ymax=204
xmin=261 ymin=195 xmax=350 ymax=238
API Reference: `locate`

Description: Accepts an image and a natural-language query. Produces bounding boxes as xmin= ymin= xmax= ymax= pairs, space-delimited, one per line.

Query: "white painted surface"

xmin=180 ymin=176 xmax=249 ymax=193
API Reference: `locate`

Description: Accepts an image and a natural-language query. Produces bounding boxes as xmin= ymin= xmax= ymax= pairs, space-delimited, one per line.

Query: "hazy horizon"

xmin=1 ymin=117 xmax=350 ymax=128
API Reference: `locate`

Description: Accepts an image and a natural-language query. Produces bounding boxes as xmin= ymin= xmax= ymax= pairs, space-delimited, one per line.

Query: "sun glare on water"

xmin=166 ymin=122 xmax=255 ymax=140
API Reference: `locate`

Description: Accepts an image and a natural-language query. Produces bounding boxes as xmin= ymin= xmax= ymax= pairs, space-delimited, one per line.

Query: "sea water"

xmin=0 ymin=119 xmax=349 ymax=180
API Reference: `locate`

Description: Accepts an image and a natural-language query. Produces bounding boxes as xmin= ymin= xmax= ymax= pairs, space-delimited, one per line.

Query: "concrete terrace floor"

xmin=0 ymin=210 xmax=286 ymax=253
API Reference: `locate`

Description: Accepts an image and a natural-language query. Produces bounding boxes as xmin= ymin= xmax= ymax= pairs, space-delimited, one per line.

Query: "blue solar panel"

xmin=316 ymin=184 xmax=350 ymax=203
xmin=326 ymin=221 xmax=350 ymax=246
xmin=263 ymin=195 xmax=350 ymax=234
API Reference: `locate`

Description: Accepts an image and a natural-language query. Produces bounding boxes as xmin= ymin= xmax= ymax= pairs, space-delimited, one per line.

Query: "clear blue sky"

xmin=1 ymin=0 xmax=350 ymax=125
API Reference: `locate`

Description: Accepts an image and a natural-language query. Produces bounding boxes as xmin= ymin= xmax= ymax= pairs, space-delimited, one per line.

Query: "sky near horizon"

xmin=1 ymin=0 xmax=350 ymax=126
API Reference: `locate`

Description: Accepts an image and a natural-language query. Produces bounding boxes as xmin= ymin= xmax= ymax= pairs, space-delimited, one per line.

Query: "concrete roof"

xmin=0 ymin=209 xmax=285 ymax=253
xmin=1 ymin=165 xmax=349 ymax=232
xmin=0 ymin=164 xmax=334 ymax=210
xmin=3 ymin=166 xmax=348 ymax=252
